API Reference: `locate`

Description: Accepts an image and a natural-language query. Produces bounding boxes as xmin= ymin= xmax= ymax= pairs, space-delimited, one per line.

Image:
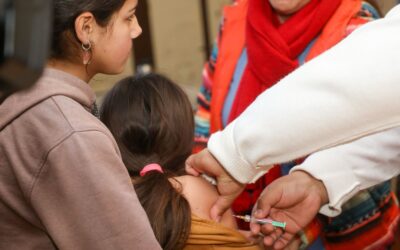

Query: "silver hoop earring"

xmin=82 ymin=41 xmax=91 ymax=51
xmin=82 ymin=41 xmax=92 ymax=65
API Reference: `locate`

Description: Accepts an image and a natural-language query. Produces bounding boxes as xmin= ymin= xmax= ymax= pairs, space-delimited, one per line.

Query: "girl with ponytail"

xmin=100 ymin=74 xmax=260 ymax=249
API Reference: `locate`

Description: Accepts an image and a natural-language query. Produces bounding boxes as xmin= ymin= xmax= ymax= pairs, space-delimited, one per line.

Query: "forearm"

xmin=292 ymin=127 xmax=400 ymax=216
xmin=208 ymin=6 xmax=400 ymax=183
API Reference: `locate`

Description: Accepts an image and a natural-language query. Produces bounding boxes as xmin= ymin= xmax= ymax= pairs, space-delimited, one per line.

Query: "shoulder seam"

xmin=28 ymin=129 xmax=114 ymax=204
xmin=50 ymin=97 xmax=74 ymax=131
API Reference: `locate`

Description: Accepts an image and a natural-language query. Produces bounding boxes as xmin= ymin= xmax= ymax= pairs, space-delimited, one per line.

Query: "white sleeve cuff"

xmin=208 ymin=124 xmax=271 ymax=184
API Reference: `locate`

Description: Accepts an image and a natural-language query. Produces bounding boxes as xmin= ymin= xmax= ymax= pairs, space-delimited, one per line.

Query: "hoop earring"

xmin=82 ymin=42 xmax=91 ymax=51
xmin=81 ymin=41 xmax=92 ymax=65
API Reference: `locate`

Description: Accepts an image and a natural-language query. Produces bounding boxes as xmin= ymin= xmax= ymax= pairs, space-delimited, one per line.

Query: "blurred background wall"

xmin=91 ymin=0 xmax=397 ymax=104
xmin=92 ymin=0 xmax=231 ymax=103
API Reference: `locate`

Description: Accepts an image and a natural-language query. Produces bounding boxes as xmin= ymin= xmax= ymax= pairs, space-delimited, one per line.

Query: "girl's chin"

xmin=116 ymin=57 xmax=131 ymax=73
xmin=99 ymin=56 xmax=131 ymax=75
xmin=104 ymin=64 xmax=127 ymax=75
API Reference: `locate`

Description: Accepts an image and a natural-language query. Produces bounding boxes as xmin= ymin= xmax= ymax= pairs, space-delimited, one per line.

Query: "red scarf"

xmin=228 ymin=0 xmax=341 ymax=122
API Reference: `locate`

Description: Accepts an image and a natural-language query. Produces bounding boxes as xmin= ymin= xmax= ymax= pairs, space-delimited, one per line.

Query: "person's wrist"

xmin=215 ymin=159 xmax=245 ymax=190
xmin=206 ymin=149 xmax=242 ymax=185
xmin=314 ymin=177 xmax=329 ymax=206
xmin=292 ymin=170 xmax=329 ymax=206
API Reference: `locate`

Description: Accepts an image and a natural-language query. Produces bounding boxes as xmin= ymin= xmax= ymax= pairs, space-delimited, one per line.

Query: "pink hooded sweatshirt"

xmin=0 ymin=68 xmax=161 ymax=249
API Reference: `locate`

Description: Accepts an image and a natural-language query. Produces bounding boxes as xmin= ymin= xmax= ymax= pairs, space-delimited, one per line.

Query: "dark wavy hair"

xmin=100 ymin=73 xmax=194 ymax=249
xmin=51 ymin=0 xmax=125 ymax=61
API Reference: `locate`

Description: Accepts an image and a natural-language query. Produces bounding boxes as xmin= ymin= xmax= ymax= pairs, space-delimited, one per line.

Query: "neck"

xmin=47 ymin=59 xmax=95 ymax=83
xmin=277 ymin=14 xmax=290 ymax=23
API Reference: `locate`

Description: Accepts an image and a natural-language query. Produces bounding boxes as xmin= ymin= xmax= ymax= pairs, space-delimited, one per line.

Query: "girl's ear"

xmin=74 ymin=12 xmax=95 ymax=44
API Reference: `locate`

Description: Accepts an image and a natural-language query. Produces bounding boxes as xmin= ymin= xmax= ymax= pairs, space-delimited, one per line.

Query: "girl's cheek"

xmin=117 ymin=38 xmax=133 ymax=62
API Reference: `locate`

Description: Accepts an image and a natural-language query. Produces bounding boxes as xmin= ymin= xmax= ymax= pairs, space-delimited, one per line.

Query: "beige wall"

xmin=148 ymin=0 xmax=231 ymax=102
xmin=380 ymin=0 xmax=397 ymax=14
xmin=147 ymin=0 xmax=204 ymax=101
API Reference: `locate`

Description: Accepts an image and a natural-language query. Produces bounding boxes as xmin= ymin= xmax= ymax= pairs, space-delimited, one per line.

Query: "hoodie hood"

xmin=0 ymin=68 xmax=95 ymax=130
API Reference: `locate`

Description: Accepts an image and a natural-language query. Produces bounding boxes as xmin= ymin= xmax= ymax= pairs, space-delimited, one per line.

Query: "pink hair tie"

xmin=140 ymin=163 xmax=164 ymax=177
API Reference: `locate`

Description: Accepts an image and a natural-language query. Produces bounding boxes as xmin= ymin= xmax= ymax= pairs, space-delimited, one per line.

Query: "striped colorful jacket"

xmin=194 ymin=0 xmax=400 ymax=249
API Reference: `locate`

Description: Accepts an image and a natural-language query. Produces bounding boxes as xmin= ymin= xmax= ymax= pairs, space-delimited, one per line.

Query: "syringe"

xmin=233 ymin=215 xmax=286 ymax=229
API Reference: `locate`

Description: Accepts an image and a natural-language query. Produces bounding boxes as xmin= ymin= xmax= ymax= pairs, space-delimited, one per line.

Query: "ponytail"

xmin=134 ymin=172 xmax=191 ymax=250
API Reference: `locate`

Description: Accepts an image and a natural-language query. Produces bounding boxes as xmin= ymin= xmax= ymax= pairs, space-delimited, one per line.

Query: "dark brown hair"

xmin=100 ymin=73 xmax=194 ymax=249
xmin=51 ymin=0 xmax=125 ymax=61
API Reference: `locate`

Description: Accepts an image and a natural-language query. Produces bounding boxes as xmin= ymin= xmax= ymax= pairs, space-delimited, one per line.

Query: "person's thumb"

xmin=210 ymin=195 xmax=236 ymax=222
xmin=255 ymin=185 xmax=281 ymax=217
xmin=185 ymin=154 xmax=201 ymax=176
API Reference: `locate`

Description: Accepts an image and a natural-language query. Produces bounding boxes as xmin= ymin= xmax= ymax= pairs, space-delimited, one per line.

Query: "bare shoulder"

xmin=176 ymin=175 xmax=218 ymax=219
xmin=175 ymin=175 xmax=237 ymax=229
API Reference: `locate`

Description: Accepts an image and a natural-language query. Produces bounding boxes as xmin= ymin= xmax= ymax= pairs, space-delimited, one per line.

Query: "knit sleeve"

xmin=193 ymin=19 xmax=223 ymax=153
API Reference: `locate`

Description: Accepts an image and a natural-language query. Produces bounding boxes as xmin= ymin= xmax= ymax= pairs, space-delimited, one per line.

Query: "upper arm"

xmin=31 ymin=130 xmax=160 ymax=249
xmin=180 ymin=175 xmax=237 ymax=229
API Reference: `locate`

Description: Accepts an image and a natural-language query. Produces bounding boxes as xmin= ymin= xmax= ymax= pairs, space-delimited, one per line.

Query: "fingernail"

xmin=250 ymin=225 xmax=259 ymax=235
xmin=255 ymin=209 xmax=263 ymax=217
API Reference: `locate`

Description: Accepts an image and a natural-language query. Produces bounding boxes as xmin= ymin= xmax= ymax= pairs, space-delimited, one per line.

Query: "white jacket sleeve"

xmin=291 ymin=127 xmax=400 ymax=217
xmin=208 ymin=5 xmax=400 ymax=184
